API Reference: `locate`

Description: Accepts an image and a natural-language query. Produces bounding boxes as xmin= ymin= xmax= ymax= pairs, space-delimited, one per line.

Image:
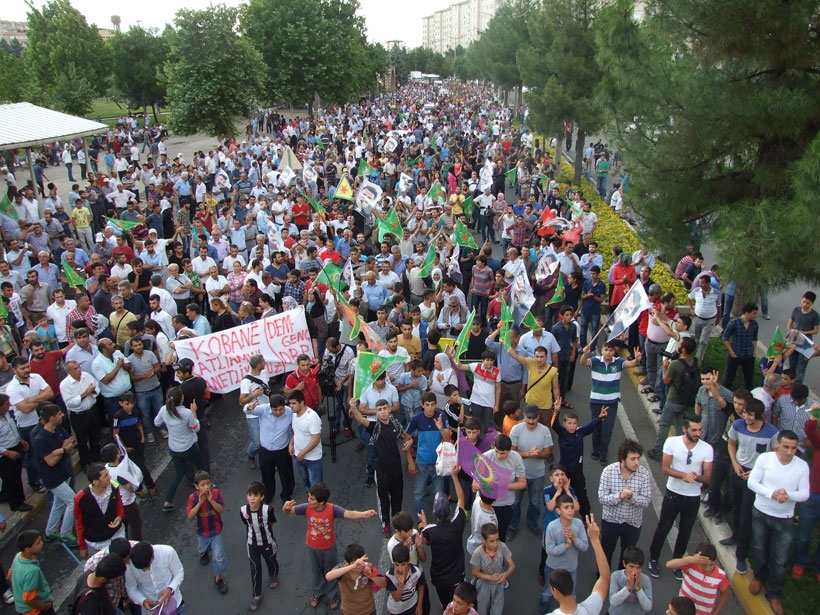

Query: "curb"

xmin=624 ymin=352 xmax=774 ymax=615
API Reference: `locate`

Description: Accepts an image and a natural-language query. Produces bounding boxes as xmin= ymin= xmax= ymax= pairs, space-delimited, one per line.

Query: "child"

xmin=501 ymin=400 xmax=520 ymax=436
xmin=325 ymin=543 xmax=386 ymax=615
xmin=395 ymin=359 xmax=428 ymax=428
xmin=467 ymin=490 xmax=498 ymax=557
xmin=540 ymin=494 xmax=589 ymax=614
xmin=34 ymin=314 xmax=58 ymax=351
xmin=666 ymin=543 xmax=729 ymax=615
xmin=240 ymin=481 xmax=279 ymax=613
xmin=458 ymin=418 xmax=498 ymax=510
xmin=451 ymin=348 xmax=501 ymax=435
xmin=100 ymin=443 xmax=143 ymax=541
xmin=283 ymin=482 xmax=377 ymax=610
xmin=186 ymin=471 xmax=228 ymax=595
xmin=386 ymin=543 xmax=427 ymax=615
xmin=470 ymin=523 xmax=515 ymax=615
xmin=10 ymin=530 xmax=53 ymax=615
xmin=539 ymin=464 xmax=579 ymax=585
xmin=551 ymin=407 xmax=607 ymax=519
xmin=112 ymin=391 xmax=155 ymax=493
xmin=442 ymin=384 xmax=465 ymax=431
xmin=388 ymin=512 xmax=430 ymax=615
xmin=443 ymin=581 xmax=478 ymax=615
xmin=667 ymin=596 xmax=697 ymax=615
xmin=609 ymin=546 xmax=653 ymax=615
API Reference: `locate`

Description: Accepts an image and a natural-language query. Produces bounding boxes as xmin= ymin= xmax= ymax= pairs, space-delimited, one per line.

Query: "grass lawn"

xmin=88 ymin=98 xmax=130 ymax=119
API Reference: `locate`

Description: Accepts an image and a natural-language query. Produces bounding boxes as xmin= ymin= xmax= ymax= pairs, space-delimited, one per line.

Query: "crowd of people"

xmin=0 ymin=79 xmax=817 ymax=615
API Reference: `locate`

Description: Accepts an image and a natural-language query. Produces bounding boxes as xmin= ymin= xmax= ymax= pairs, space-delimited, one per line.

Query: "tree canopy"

xmin=109 ymin=26 xmax=171 ymax=120
xmin=164 ymin=5 xmax=265 ymax=139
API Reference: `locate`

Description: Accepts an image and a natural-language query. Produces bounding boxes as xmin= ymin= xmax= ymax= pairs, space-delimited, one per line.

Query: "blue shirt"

xmin=581 ymin=279 xmax=606 ymax=316
xmin=247 ymin=404 xmax=293 ymax=450
xmin=486 ymin=339 xmax=525 ymax=383
xmin=173 ymin=179 xmax=191 ymax=196
xmin=362 ymin=279 xmax=390 ymax=308
xmin=407 ymin=410 xmax=444 ymax=465
xmin=722 ymin=317 xmax=758 ymax=358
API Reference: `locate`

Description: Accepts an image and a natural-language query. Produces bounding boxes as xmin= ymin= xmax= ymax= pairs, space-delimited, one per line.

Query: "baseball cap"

xmin=522 ymin=404 xmax=540 ymax=418
xmin=172 ymin=358 xmax=195 ymax=372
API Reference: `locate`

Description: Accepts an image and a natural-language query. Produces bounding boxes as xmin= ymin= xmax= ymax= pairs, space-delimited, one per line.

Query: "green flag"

xmin=0 ymin=299 xmax=8 ymax=320
xmin=315 ymin=261 xmax=344 ymax=291
xmin=406 ymin=155 xmax=420 ymax=168
xmin=357 ymin=159 xmax=377 ymax=177
xmin=337 ymin=293 xmax=362 ymax=338
xmin=546 ymin=274 xmax=566 ymax=306
xmin=499 ymin=295 xmax=514 ymax=350
xmin=353 ymin=351 xmax=408 ymax=399
xmin=62 ymin=260 xmax=86 ymax=288
xmin=541 ymin=174 xmax=549 ymax=192
xmin=504 ymin=168 xmax=517 ymax=184
xmin=521 ymin=310 xmax=540 ymax=330
xmin=461 ymin=194 xmax=475 ymax=218
xmin=413 ymin=244 xmax=437 ymax=278
xmin=0 ymin=193 xmax=19 ymax=221
xmin=766 ymin=326 xmax=787 ymax=359
xmin=454 ymin=308 xmax=476 ymax=363
xmin=453 ymin=219 xmax=478 ymax=250
xmin=307 ymin=196 xmax=326 ymax=216
xmin=377 ymin=208 xmax=403 ymax=242
xmin=334 ymin=175 xmax=354 ymax=201
xmin=429 ymin=179 xmax=446 ymax=204
xmin=105 ymin=216 xmax=140 ymax=231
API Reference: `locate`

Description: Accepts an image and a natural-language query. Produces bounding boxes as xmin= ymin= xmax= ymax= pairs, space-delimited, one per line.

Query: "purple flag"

xmin=457 ymin=436 xmax=513 ymax=500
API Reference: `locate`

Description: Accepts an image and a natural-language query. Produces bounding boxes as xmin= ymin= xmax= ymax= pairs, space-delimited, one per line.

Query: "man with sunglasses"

xmin=647 ymin=415 xmax=713 ymax=580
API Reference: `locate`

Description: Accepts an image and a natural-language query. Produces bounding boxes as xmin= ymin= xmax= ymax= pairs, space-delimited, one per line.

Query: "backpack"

xmin=673 ymin=358 xmax=700 ymax=408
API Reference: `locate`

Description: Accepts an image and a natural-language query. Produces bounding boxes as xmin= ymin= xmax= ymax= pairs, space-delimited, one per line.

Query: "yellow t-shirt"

xmin=524 ymin=359 xmax=557 ymax=410
xmin=397 ymin=334 xmax=422 ymax=359
xmin=71 ymin=207 xmax=91 ymax=229
xmin=449 ymin=193 xmax=465 ymax=216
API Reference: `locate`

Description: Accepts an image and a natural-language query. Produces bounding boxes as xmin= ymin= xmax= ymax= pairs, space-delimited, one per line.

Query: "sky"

xmin=5 ymin=0 xmax=443 ymax=49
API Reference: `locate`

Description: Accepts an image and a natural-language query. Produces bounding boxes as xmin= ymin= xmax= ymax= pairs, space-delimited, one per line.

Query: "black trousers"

xmin=248 ymin=543 xmax=279 ymax=597
xmin=69 ymin=409 xmax=101 ymax=466
xmin=601 ymin=519 xmax=642 ymax=570
xmin=723 ymin=355 xmax=755 ymax=390
xmin=128 ymin=443 xmax=155 ymax=489
xmin=565 ymin=468 xmax=591 ymax=519
xmin=375 ymin=465 xmax=404 ymax=525
xmin=649 ymin=489 xmax=700 ymax=561
xmin=730 ymin=470 xmax=756 ymax=559
xmin=0 ymin=443 xmax=26 ymax=508
xmin=493 ymin=504 xmax=513 ymax=542
xmin=259 ymin=446 xmax=294 ymax=504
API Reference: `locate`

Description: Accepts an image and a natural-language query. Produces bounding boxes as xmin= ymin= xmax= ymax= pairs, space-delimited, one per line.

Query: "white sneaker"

xmin=146 ymin=433 xmax=155 ymax=443
xmin=160 ymin=429 xmax=169 ymax=439
xmin=3 ymin=589 xmax=14 ymax=604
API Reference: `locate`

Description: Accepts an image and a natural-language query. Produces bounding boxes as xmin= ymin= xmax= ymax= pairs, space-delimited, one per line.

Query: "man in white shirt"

xmin=46 ymin=289 xmax=77 ymax=348
xmin=59 ymin=359 xmax=100 ymax=469
xmin=147 ymin=296 xmax=174 ymax=339
xmin=125 ymin=542 xmax=186 ymax=614
xmin=687 ymin=275 xmax=722 ymax=363
xmin=287 ymin=390 xmax=323 ymax=493
xmin=148 ymin=276 xmax=176 ymax=316
xmin=203 ymin=266 xmax=230 ymax=310
xmin=110 ymin=253 xmax=134 ymax=281
xmin=192 ymin=246 xmax=217 ymax=281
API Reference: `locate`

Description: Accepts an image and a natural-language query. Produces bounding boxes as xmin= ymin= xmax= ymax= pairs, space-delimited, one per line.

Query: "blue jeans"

xmin=294 ymin=457 xmax=323 ymax=493
xmin=246 ymin=417 xmax=260 ymax=459
xmin=539 ymin=566 xmax=576 ymax=614
xmin=413 ymin=463 xmax=443 ymax=515
xmin=331 ymin=386 xmax=352 ymax=431
xmin=591 ymin=402 xmax=617 ymax=461
xmin=99 ymin=395 xmax=123 ymax=428
xmin=135 ymin=387 xmax=163 ymax=436
xmin=596 ymin=175 xmax=607 ymax=198
xmin=45 ymin=479 xmax=76 ymax=537
xmin=752 ymin=508 xmax=794 ymax=599
xmin=17 ymin=425 xmax=41 ymax=488
xmin=510 ymin=476 xmax=544 ymax=530
xmin=579 ymin=312 xmax=600 ymax=349
xmin=793 ymin=354 xmax=811 ymax=384
xmin=198 ymin=533 xmax=229 ymax=577
xmin=359 ymin=424 xmax=376 ymax=480
xmin=793 ymin=493 xmax=820 ymax=571
xmin=651 ymin=400 xmax=687 ymax=453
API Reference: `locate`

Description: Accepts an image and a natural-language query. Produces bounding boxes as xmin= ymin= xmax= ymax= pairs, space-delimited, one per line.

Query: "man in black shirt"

xmin=175 ymin=359 xmax=212 ymax=477
xmin=72 ymin=553 xmax=126 ymax=615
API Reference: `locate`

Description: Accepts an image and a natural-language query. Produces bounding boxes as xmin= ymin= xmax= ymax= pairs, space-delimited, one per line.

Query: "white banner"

xmin=173 ymin=308 xmax=314 ymax=393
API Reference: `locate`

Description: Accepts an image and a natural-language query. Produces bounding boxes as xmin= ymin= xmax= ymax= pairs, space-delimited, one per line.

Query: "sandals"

xmin=561 ymin=402 xmax=574 ymax=409
xmin=249 ymin=597 xmax=262 ymax=612
xmin=329 ymin=598 xmax=341 ymax=610
xmin=641 ymin=387 xmax=653 ymax=394
xmin=648 ymin=395 xmax=660 ymax=402
xmin=269 ymin=577 xmax=278 ymax=589
xmin=310 ymin=595 xmax=321 ymax=608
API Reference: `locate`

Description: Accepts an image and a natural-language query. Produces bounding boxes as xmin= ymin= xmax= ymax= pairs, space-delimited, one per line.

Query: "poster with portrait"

xmin=398 ymin=173 xmax=414 ymax=194
xmin=355 ymin=179 xmax=383 ymax=212
xmin=302 ymin=164 xmax=317 ymax=186
xmin=384 ymin=137 xmax=398 ymax=153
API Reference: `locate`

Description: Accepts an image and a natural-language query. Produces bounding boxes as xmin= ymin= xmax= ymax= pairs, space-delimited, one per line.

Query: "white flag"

xmin=607 ymin=280 xmax=652 ymax=341
xmin=267 ymin=224 xmax=285 ymax=253
xmin=342 ymin=258 xmax=357 ymax=294
xmin=478 ymin=158 xmax=494 ymax=192
xmin=535 ymin=247 xmax=560 ymax=283
xmin=278 ymin=166 xmax=295 ymax=187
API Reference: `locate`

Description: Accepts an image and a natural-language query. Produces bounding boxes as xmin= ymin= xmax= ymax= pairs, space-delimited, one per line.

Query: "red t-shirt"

xmin=292 ymin=201 xmax=310 ymax=227
xmin=30 ymin=350 xmax=63 ymax=393
xmin=285 ymin=368 xmax=321 ymax=409
xmin=296 ymin=502 xmax=346 ymax=549
xmin=112 ymin=245 xmax=135 ymax=262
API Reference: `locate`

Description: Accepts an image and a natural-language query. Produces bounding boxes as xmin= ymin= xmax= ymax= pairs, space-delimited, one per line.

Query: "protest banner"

xmin=173 ymin=308 xmax=313 ymax=394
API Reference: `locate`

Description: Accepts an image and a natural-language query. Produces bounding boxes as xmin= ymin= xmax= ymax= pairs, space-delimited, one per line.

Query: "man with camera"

xmin=321 ymin=338 xmax=355 ymax=438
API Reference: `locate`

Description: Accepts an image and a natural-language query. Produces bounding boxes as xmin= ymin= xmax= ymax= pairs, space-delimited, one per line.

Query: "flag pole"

xmin=587 ymin=315 xmax=612 ymax=348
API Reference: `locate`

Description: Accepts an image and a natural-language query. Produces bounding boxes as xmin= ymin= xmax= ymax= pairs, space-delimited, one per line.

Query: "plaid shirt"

xmin=508 ymin=222 xmax=533 ymax=248
xmin=84 ymin=541 xmax=138 ymax=605
xmin=283 ymin=279 xmax=306 ymax=305
xmin=598 ymin=462 xmax=653 ymax=528
xmin=722 ymin=317 xmax=758 ymax=358
xmin=227 ymin=271 xmax=247 ymax=304
xmin=773 ymin=396 xmax=810 ymax=445
xmin=695 ymin=385 xmax=734 ymax=445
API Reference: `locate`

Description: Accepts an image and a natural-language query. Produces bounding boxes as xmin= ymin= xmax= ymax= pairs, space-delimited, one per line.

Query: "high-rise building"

xmin=421 ymin=0 xmax=506 ymax=54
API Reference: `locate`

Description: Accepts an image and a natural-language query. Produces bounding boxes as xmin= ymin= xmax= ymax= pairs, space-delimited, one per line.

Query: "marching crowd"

xmin=0 ymin=79 xmax=816 ymax=615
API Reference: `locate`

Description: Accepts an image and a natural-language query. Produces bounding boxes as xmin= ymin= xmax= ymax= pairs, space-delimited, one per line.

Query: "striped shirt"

xmin=186 ymin=488 xmax=224 ymax=537
xmin=688 ymin=287 xmax=721 ymax=318
xmin=772 ymin=396 xmax=811 ymax=447
xmin=470 ymin=265 xmax=494 ymax=297
xmin=598 ymin=463 xmax=653 ymax=528
xmin=589 ymin=356 xmax=626 ymax=403
xmin=240 ymin=503 xmax=277 ymax=549
xmin=727 ymin=419 xmax=778 ymax=468
xmin=679 ymin=564 xmax=730 ymax=615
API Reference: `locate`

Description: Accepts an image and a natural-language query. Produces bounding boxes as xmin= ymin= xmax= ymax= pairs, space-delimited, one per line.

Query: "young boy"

xmin=501 ymin=401 xmax=520 ymax=436
xmin=283 ymin=482 xmax=377 ymax=610
xmin=240 ymin=481 xmax=279 ymax=613
xmin=451 ymin=348 xmax=501 ymax=435
xmin=467 ymin=492 xmax=498 ymax=557
xmin=540 ymin=494 xmax=589 ymax=613
xmin=539 ymin=464 xmax=580 ymax=585
xmin=442 ymin=384 xmax=465 ymax=432
xmin=112 ymin=391 xmax=155 ymax=492
xmin=100 ymin=443 xmax=143 ymax=540
xmin=609 ymin=546 xmax=653 ymax=615
xmin=34 ymin=314 xmax=58 ymax=351
xmin=443 ymin=581 xmax=478 ymax=615
xmin=395 ymin=359 xmax=428 ymax=428
xmin=325 ymin=543 xmax=386 ymax=615
xmin=458 ymin=417 xmax=497 ymax=511
xmin=552 ymin=407 xmax=608 ymax=519
xmin=470 ymin=523 xmax=516 ymax=615
xmin=186 ymin=471 xmax=229 ymax=595
xmin=388 ymin=512 xmax=429 ymax=615
xmin=386 ymin=543 xmax=427 ymax=615
xmin=10 ymin=530 xmax=54 ymax=615
xmin=666 ymin=543 xmax=729 ymax=615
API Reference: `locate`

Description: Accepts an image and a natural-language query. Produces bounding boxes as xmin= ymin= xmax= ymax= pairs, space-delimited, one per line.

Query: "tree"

xmin=242 ymin=0 xmax=374 ymax=116
xmin=51 ymin=64 xmax=96 ymax=116
xmin=164 ymin=5 xmax=265 ymax=139
xmin=0 ymin=50 xmax=28 ymax=104
xmin=25 ymin=0 xmax=109 ymax=111
xmin=388 ymin=44 xmax=408 ymax=84
xmin=596 ymin=0 xmax=820 ymax=291
xmin=518 ymin=0 xmax=606 ymax=184
xmin=109 ymin=26 xmax=170 ymax=121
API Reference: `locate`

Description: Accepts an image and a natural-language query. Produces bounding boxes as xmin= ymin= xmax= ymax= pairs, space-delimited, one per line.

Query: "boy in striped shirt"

xmin=187 ymin=471 xmax=229 ymax=595
xmin=666 ymin=543 xmax=729 ymax=615
xmin=240 ymin=481 xmax=279 ymax=612
xmin=580 ymin=342 xmax=642 ymax=465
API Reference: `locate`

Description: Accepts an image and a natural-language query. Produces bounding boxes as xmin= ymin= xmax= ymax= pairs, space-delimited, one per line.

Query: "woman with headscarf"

xmin=610 ymin=251 xmax=637 ymax=310
xmin=428 ymin=352 xmax=458 ymax=410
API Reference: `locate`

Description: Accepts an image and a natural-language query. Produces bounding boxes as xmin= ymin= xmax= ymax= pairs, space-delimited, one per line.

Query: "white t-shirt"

xmin=46 ymin=299 xmax=77 ymax=343
xmin=292 ymin=408 xmax=323 ymax=461
xmin=8 ymin=374 xmax=50 ymax=429
xmin=550 ymin=592 xmax=604 ymax=615
xmin=663 ymin=436 xmax=713 ymax=497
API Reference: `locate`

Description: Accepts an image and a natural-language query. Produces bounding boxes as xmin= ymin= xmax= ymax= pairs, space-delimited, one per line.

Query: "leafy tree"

xmin=51 ymin=64 xmax=96 ymax=116
xmin=596 ymin=0 xmax=820 ymax=291
xmin=518 ymin=0 xmax=606 ymax=184
xmin=25 ymin=0 xmax=109 ymax=110
xmin=388 ymin=44 xmax=408 ymax=84
xmin=109 ymin=26 xmax=170 ymax=121
xmin=242 ymin=0 xmax=374 ymax=116
xmin=164 ymin=5 xmax=265 ymax=139
xmin=0 ymin=51 xmax=28 ymax=104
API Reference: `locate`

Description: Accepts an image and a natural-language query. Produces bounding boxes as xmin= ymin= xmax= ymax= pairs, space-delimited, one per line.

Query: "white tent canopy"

xmin=0 ymin=102 xmax=108 ymax=150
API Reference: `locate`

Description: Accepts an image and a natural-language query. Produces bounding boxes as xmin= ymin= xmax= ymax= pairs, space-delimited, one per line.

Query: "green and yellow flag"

xmin=454 ymin=308 xmax=476 ymax=363
xmin=413 ymin=244 xmax=437 ymax=278
xmin=453 ymin=219 xmax=478 ymax=250
xmin=315 ymin=261 xmax=344 ymax=291
xmin=0 ymin=194 xmax=19 ymax=221
xmin=105 ymin=216 xmax=140 ymax=231
xmin=521 ymin=310 xmax=540 ymax=331
xmin=334 ymin=175 xmax=354 ymax=201
xmin=62 ymin=260 xmax=86 ymax=288
xmin=766 ymin=326 xmax=787 ymax=359
xmin=546 ymin=274 xmax=566 ymax=306
xmin=353 ymin=351 xmax=408 ymax=399
xmin=307 ymin=196 xmax=326 ymax=216
xmin=428 ymin=179 xmax=446 ymax=204
xmin=357 ymin=159 xmax=377 ymax=177
xmin=377 ymin=208 xmax=403 ymax=242
xmin=0 ymin=299 xmax=8 ymax=320
xmin=504 ymin=168 xmax=517 ymax=184
xmin=406 ymin=155 xmax=420 ymax=168
xmin=461 ymin=194 xmax=475 ymax=218
xmin=499 ymin=295 xmax=513 ymax=351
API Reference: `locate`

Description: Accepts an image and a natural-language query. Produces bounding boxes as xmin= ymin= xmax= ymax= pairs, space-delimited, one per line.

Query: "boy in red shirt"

xmin=666 ymin=542 xmax=729 ymax=615
xmin=186 ymin=471 xmax=229 ymax=595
